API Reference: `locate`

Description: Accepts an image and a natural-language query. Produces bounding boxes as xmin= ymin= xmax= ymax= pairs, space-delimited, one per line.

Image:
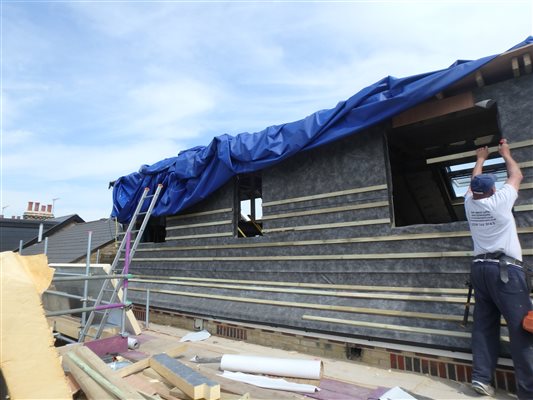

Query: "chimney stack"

xmin=23 ymin=200 xmax=55 ymax=220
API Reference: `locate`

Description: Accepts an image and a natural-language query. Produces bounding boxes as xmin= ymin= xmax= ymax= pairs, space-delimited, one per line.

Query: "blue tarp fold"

xmin=112 ymin=37 xmax=532 ymax=223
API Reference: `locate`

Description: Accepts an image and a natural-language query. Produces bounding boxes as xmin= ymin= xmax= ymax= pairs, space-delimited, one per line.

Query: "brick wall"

xmin=132 ymin=305 xmax=517 ymax=393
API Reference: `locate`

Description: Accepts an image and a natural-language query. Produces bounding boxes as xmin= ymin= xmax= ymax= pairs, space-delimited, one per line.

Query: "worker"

xmin=464 ymin=139 xmax=533 ymax=399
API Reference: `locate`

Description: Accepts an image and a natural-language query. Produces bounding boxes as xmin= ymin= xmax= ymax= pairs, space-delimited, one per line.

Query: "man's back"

xmin=464 ymin=183 xmax=521 ymax=260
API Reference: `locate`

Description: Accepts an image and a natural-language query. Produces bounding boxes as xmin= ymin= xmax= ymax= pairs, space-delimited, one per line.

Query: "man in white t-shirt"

xmin=464 ymin=139 xmax=532 ymax=399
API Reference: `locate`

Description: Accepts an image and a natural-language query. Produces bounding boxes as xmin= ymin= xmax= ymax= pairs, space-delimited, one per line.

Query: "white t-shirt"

xmin=464 ymin=183 xmax=522 ymax=261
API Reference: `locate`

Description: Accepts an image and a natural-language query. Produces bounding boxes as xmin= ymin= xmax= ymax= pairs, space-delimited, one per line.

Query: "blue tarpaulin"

xmin=111 ymin=37 xmax=532 ymax=223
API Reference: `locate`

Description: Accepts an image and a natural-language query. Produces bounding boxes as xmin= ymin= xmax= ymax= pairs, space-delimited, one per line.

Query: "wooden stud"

xmin=524 ymin=53 xmax=532 ymax=74
xmin=512 ymin=57 xmax=520 ymax=78
xmin=475 ymin=71 xmax=485 ymax=87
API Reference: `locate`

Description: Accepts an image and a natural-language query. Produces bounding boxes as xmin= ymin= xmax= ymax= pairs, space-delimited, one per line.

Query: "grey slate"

xmin=22 ymin=218 xmax=120 ymax=263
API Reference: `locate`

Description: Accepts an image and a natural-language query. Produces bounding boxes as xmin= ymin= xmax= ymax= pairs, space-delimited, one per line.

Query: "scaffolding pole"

xmin=51 ymin=274 xmax=133 ymax=282
xmin=46 ymin=302 xmax=126 ymax=318
xmin=81 ymin=231 xmax=92 ymax=327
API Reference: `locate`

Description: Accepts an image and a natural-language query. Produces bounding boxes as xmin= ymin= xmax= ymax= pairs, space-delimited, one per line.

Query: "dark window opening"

xmin=136 ymin=216 xmax=166 ymax=243
xmin=235 ymin=173 xmax=263 ymax=238
xmin=387 ymin=102 xmax=503 ymax=227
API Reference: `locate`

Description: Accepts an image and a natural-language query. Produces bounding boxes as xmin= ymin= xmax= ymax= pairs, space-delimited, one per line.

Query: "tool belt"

xmin=473 ymin=252 xmax=532 ymax=292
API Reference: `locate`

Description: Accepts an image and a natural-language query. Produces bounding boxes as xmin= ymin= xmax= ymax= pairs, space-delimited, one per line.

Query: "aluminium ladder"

xmin=78 ymin=184 xmax=163 ymax=342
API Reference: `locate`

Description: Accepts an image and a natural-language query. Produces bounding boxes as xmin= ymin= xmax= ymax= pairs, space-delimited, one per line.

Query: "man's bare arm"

xmin=472 ymin=146 xmax=489 ymax=178
xmin=499 ymin=139 xmax=523 ymax=191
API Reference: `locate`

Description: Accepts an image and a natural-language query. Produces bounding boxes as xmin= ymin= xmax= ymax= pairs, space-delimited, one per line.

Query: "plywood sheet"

xmin=0 ymin=252 xmax=71 ymax=399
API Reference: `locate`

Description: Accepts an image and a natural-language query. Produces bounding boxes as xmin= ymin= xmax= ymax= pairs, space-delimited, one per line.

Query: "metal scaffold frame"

xmin=33 ymin=184 xmax=163 ymax=342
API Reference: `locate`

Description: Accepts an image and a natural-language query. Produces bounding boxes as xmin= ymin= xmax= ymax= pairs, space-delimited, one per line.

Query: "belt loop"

xmin=499 ymin=259 xmax=509 ymax=283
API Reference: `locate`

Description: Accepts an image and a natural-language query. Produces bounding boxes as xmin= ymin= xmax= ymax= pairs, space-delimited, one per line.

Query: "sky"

xmin=1 ymin=1 xmax=532 ymax=222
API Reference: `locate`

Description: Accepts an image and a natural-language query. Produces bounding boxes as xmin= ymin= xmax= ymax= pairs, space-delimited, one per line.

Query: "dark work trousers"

xmin=471 ymin=260 xmax=533 ymax=399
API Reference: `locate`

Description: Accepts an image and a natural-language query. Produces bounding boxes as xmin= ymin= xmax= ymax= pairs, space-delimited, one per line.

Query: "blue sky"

xmin=1 ymin=1 xmax=532 ymax=221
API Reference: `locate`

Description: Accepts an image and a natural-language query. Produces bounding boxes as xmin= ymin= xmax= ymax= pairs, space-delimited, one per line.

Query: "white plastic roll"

xmin=127 ymin=337 xmax=139 ymax=350
xmin=220 ymin=354 xmax=323 ymax=379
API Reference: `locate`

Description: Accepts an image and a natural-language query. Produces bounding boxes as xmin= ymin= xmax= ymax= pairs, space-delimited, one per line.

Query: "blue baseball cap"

xmin=471 ymin=174 xmax=496 ymax=194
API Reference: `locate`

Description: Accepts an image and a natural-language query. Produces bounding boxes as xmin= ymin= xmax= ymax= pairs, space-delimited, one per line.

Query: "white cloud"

xmin=2 ymin=1 xmax=531 ymax=223
xmin=125 ymin=80 xmax=218 ymax=138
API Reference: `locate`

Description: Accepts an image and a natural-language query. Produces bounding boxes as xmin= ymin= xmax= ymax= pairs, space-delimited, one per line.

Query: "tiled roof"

xmin=22 ymin=218 xmax=121 ymax=263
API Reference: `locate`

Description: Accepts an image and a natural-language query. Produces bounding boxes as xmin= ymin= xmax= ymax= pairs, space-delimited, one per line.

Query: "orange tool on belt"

xmin=524 ymin=311 xmax=533 ymax=333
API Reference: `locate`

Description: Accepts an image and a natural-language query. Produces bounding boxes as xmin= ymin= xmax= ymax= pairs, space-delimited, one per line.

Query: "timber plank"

xmin=150 ymin=353 xmax=220 ymax=400
xmin=74 ymin=346 xmax=145 ymax=399
xmin=63 ymin=354 xmax=111 ymax=400
xmin=117 ymin=344 xmax=188 ymax=378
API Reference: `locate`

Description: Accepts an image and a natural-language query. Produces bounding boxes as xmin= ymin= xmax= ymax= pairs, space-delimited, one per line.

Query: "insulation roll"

xmin=127 ymin=337 xmax=139 ymax=350
xmin=220 ymin=354 xmax=323 ymax=379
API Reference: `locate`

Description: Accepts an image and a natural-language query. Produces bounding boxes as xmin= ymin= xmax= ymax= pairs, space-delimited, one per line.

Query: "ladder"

xmin=78 ymin=184 xmax=163 ymax=342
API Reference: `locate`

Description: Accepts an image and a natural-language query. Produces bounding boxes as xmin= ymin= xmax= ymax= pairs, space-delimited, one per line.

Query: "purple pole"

xmin=121 ymin=231 xmax=131 ymax=335
xmin=95 ymin=303 xmax=125 ymax=311
xmin=124 ymin=231 xmax=131 ymax=276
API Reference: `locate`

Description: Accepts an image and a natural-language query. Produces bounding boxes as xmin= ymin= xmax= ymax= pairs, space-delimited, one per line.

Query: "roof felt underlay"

xmin=111 ymin=37 xmax=533 ymax=223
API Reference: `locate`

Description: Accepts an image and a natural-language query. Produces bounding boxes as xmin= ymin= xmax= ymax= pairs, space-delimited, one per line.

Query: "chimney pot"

xmin=47 ymin=204 xmax=52 ymax=213
xmin=34 ymin=202 xmax=40 ymax=212
xmin=41 ymin=205 xmax=46 ymax=212
xmin=28 ymin=201 xmax=34 ymax=211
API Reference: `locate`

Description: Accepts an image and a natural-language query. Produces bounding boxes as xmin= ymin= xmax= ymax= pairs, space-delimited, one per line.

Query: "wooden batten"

xmin=129 ymin=287 xmax=470 ymax=323
xmin=426 ymin=138 xmax=533 ymax=164
xmin=392 ymin=92 xmax=474 ymax=128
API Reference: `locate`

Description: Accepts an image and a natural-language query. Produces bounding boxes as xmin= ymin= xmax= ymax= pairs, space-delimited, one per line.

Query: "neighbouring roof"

xmin=111 ymin=37 xmax=533 ymax=223
xmin=21 ymin=218 xmax=120 ymax=263
xmin=0 ymin=215 xmax=85 ymax=252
